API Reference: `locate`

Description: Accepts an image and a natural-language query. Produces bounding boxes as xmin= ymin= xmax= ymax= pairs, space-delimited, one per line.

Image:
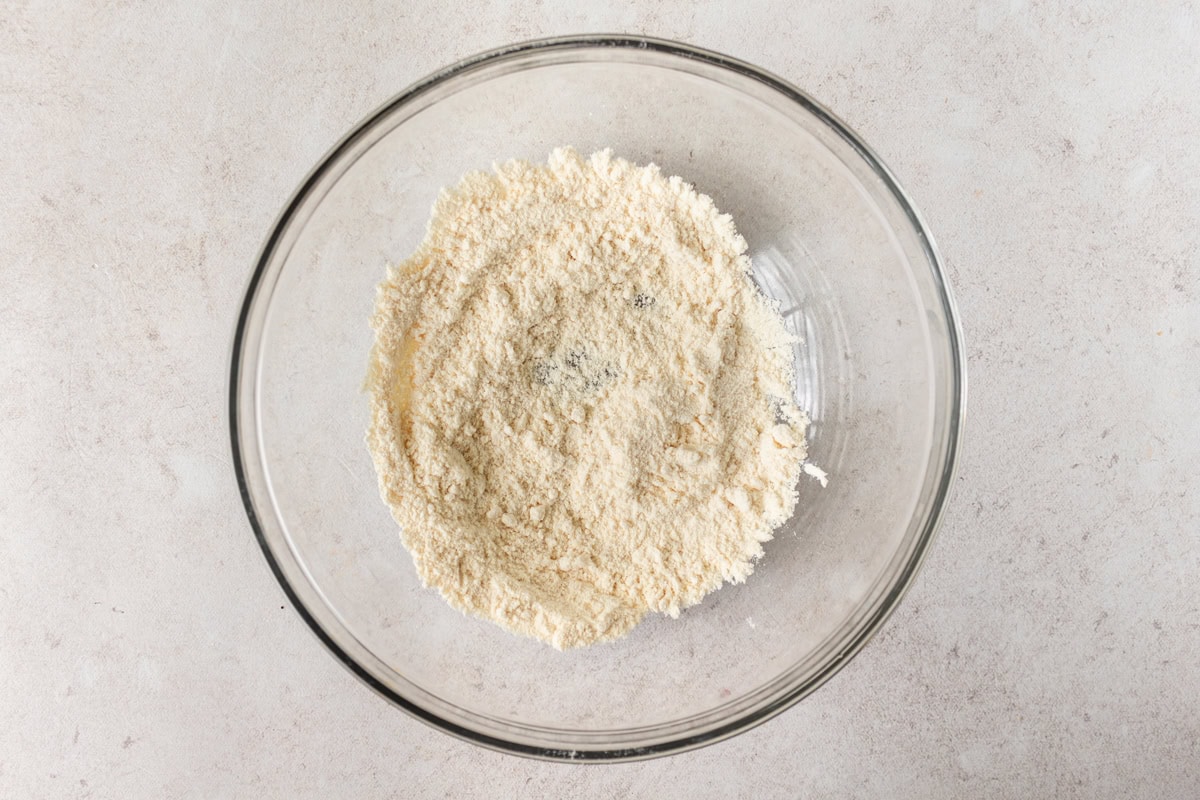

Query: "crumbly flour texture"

xmin=367 ymin=147 xmax=809 ymax=649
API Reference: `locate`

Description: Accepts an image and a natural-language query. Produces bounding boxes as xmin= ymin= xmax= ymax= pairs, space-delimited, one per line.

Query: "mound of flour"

xmin=367 ymin=147 xmax=808 ymax=649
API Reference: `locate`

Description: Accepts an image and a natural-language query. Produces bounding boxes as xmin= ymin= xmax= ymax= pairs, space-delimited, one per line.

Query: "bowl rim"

xmin=229 ymin=33 xmax=967 ymax=763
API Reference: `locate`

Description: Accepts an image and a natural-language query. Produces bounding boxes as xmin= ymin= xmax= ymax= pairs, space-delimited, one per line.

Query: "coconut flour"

xmin=366 ymin=148 xmax=809 ymax=649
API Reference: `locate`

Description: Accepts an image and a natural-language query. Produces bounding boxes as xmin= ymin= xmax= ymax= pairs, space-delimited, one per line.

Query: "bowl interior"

xmin=236 ymin=39 xmax=961 ymax=758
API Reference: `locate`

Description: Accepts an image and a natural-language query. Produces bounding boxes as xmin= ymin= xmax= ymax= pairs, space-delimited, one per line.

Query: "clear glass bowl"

xmin=230 ymin=36 xmax=965 ymax=761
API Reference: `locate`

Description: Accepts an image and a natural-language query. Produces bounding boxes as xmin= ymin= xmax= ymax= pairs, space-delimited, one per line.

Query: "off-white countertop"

xmin=4 ymin=2 xmax=1198 ymax=797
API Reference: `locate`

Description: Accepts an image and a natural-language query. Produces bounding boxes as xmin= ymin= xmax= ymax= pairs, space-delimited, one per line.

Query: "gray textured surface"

xmin=2 ymin=1 xmax=1197 ymax=797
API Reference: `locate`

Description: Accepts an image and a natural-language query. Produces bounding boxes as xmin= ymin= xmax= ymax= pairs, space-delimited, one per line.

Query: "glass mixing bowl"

xmin=230 ymin=36 xmax=965 ymax=761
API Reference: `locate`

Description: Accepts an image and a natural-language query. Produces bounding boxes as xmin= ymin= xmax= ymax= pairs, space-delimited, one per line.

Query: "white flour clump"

xmin=367 ymin=147 xmax=809 ymax=649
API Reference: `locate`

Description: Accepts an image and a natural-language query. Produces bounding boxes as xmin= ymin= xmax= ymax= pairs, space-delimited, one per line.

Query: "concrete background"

xmin=2 ymin=1 xmax=1197 ymax=797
